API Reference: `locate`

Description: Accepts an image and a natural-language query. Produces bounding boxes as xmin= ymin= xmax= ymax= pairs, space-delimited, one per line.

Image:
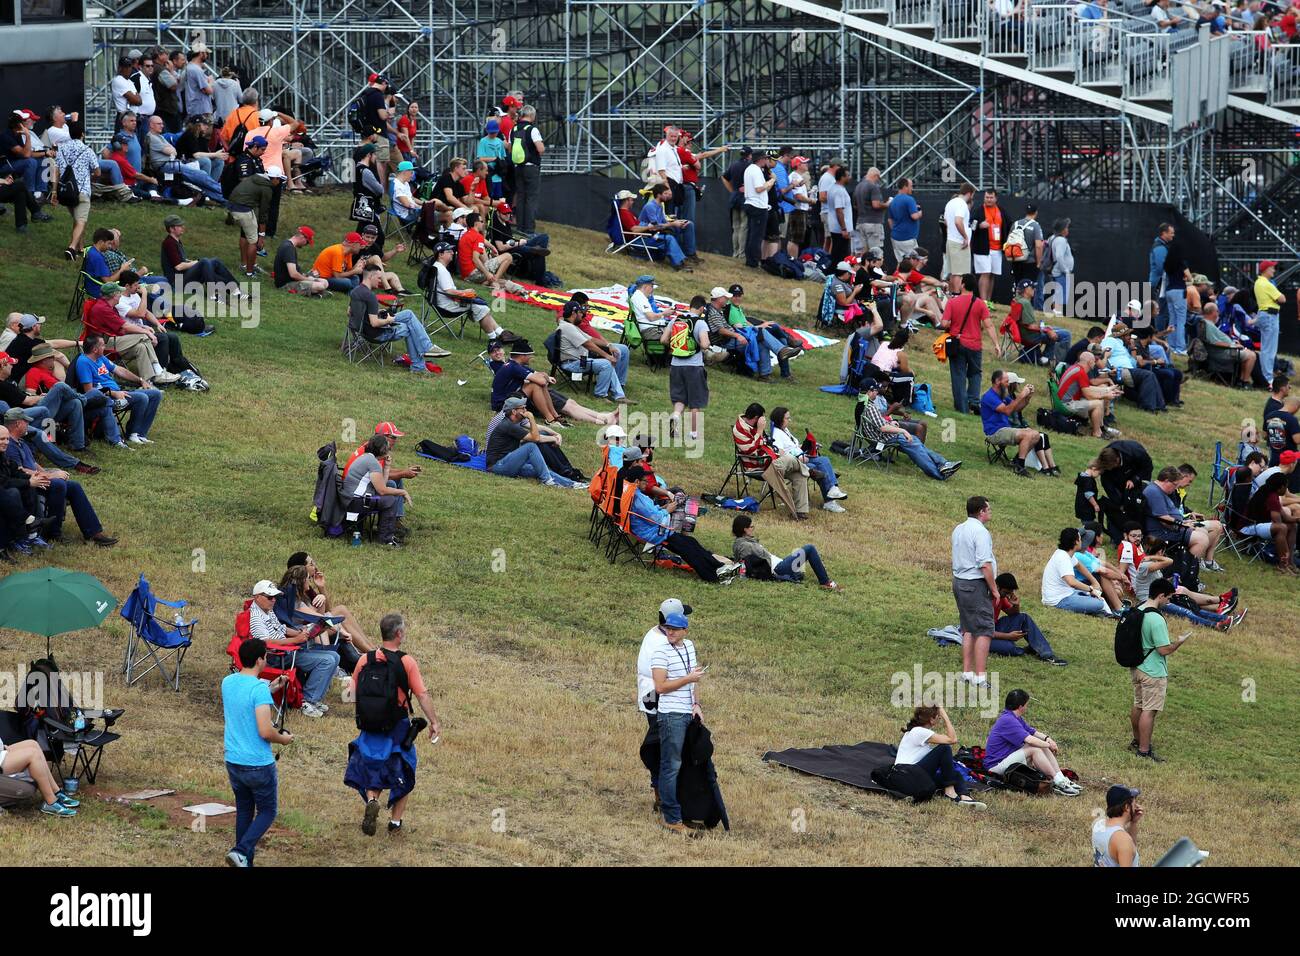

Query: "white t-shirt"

xmin=1040 ymin=549 xmax=1081 ymax=607
xmin=392 ymin=177 xmax=415 ymax=208
xmin=43 ymin=124 xmax=71 ymax=149
xmin=827 ymin=183 xmax=854 ymax=233
xmin=135 ymin=72 xmax=156 ymax=114
xmin=771 ymin=425 xmax=803 ymax=458
xmin=115 ymin=293 xmax=143 ymax=318
xmin=817 ymin=169 xmax=837 ymax=209
xmin=788 ymin=171 xmax=811 ymax=211
xmin=895 ymin=725 xmax=937 ymax=765
xmin=650 ymin=638 xmax=696 ymax=715
xmin=434 ymin=261 xmax=467 ymax=313
xmin=630 ymin=289 xmax=666 ymax=329
xmin=944 ymin=195 xmax=971 ymax=244
xmin=652 ymin=139 xmax=682 ymax=184
xmin=636 ymin=625 xmax=670 ymax=713
xmin=743 ymin=163 xmax=769 ymax=210
xmin=111 ymin=75 xmax=138 ymax=114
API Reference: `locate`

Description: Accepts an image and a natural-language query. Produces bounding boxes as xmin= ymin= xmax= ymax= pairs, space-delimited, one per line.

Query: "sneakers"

xmin=387 ymin=820 xmax=403 ymax=834
xmin=1052 ymin=780 xmax=1082 ymax=797
xmin=361 ymin=798 xmax=381 ymax=836
xmin=1217 ymin=588 xmax=1239 ymax=614
xmin=1102 ymin=426 xmax=1123 ymax=438
xmin=1200 ymin=559 xmax=1226 ymax=573
xmin=777 ymin=346 xmax=802 ymax=362
xmin=127 ymin=434 xmax=155 ymax=445
xmin=336 ymin=667 xmax=351 ymax=682
xmin=225 ymin=849 xmax=249 ymax=867
xmin=826 ymin=486 xmax=848 ymax=500
xmin=1011 ymin=463 xmax=1034 ymax=478
xmin=949 ymin=796 xmax=987 ymax=810
xmin=1038 ymin=655 xmax=1069 ymax=667
xmin=300 ymin=701 xmax=326 ymax=718
xmin=1135 ymin=749 xmax=1164 ymax=763
xmin=56 ymin=790 xmax=80 ymax=808
xmin=110 ymin=441 xmax=133 ymax=451
xmin=569 ymin=481 xmax=590 ymax=491
xmin=1230 ymin=607 xmax=1248 ymax=629
xmin=423 ymin=346 xmax=453 ymax=358
xmin=821 ymin=581 xmax=844 ymax=592
xmin=939 ymin=460 xmax=963 ymax=478
xmin=822 ymin=501 xmax=846 ymax=513
xmin=41 ymin=801 xmax=77 ymax=816
xmin=26 ymin=535 xmax=53 ymax=550
xmin=154 ymin=371 xmax=182 ymax=386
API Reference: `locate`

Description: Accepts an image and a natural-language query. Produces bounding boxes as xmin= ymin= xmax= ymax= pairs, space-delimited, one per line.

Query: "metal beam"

xmin=1226 ymin=95 xmax=1300 ymax=129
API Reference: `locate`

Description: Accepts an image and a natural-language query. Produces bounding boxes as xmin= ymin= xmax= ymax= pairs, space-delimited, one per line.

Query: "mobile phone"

xmin=698 ymin=664 xmax=710 ymax=674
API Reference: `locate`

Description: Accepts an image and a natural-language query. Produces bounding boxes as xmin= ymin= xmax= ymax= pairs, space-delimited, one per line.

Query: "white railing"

xmin=1122 ymin=29 xmax=1173 ymax=99
xmin=986 ymin=2 xmax=1030 ymax=58
xmin=935 ymin=0 xmax=986 ymax=42
xmin=1227 ymin=32 xmax=1271 ymax=95
xmin=888 ymin=0 xmax=938 ymax=29
xmin=1027 ymin=5 xmax=1077 ymax=72
xmin=1270 ymin=44 xmax=1300 ymax=108
xmin=1075 ymin=19 xmax=1124 ymax=86
xmin=843 ymin=0 xmax=890 ymax=12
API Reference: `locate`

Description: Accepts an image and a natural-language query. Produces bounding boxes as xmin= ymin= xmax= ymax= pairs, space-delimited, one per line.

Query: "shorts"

xmin=282 ymin=279 xmax=317 ymax=294
xmin=946 ymin=240 xmax=972 ymax=275
xmin=1066 ymin=398 xmax=1094 ymax=419
xmin=668 ymin=363 xmax=709 ymax=409
xmin=988 ymin=748 xmax=1029 ymax=776
xmin=765 ymin=206 xmax=784 ymax=241
xmin=785 ymin=210 xmax=808 ymax=244
xmin=1207 ymin=348 xmax=1240 ymax=374
xmin=989 ymin=426 xmax=1021 ymax=446
xmin=467 ymin=254 xmax=512 ymax=283
xmin=231 ymin=208 xmax=259 ymax=242
xmin=1131 ymin=668 xmax=1167 ymax=711
xmin=72 ymin=194 xmax=91 ymax=223
xmin=0 ymin=738 xmax=7 ymax=772
xmin=973 ymin=251 xmax=1003 ymax=275
xmin=1240 ymin=521 xmax=1273 ymax=539
xmin=891 ymin=237 xmax=918 ymax=260
xmin=526 ymin=388 xmax=570 ymax=417
xmin=952 ymin=576 xmax=995 ymax=636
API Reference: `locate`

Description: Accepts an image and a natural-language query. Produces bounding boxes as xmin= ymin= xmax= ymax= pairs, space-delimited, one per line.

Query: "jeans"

xmin=295 ymin=641 xmax=340 ymax=704
xmin=888 ymin=435 xmax=952 ymax=480
xmin=1164 ymin=601 xmax=1227 ymax=628
xmin=663 ymin=220 xmax=696 ymax=257
xmin=644 ymin=713 xmax=659 ymax=788
xmin=325 ymin=276 xmax=359 ymax=293
xmin=948 ymin=342 xmax=983 ymax=414
xmin=656 ymin=711 xmax=692 ymax=824
xmin=27 ymin=382 xmax=87 ymax=450
xmin=123 ymin=388 xmax=162 ymax=438
xmin=755 ymin=326 xmax=792 ymax=377
xmin=1118 ymin=366 xmax=1165 ymax=411
xmin=563 ymin=357 xmax=623 ymax=399
xmin=744 ymin=205 xmax=767 ymax=267
xmin=379 ymin=309 xmax=434 ymax=367
xmin=159 ymin=160 xmax=227 ymax=204
xmin=805 ymin=454 xmax=838 ymax=498
xmin=1050 ymin=272 xmax=1071 ymax=314
xmin=0 ymin=157 xmax=39 ymax=195
xmin=679 ymin=183 xmax=697 ymax=223
xmin=650 ymin=232 xmax=686 ymax=267
xmin=490 ymin=443 xmax=574 ymax=486
xmin=226 ymin=761 xmax=278 ymax=864
xmin=42 ymin=478 xmax=102 ymax=540
xmin=193 ymin=156 xmax=223 ymax=180
xmin=1047 ymin=327 xmax=1072 ymax=365
xmin=1165 ymin=287 xmax=1187 ymax=353
xmin=0 ymin=487 xmax=28 ymax=547
xmin=994 ymin=611 xmax=1057 ymax=659
xmin=516 ymin=162 xmax=541 ymax=233
xmin=730 ymin=205 xmax=746 ymax=257
xmin=774 ymin=543 xmax=831 ymax=586
xmin=1051 ymin=592 xmax=1108 ymax=616
xmin=1151 ymin=365 xmax=1182 ymax=403
xmin=1256 ymin=310 xmax=1279 ymax=385
xmin=96 ymin=159 xmax=124 ymax=186
xmin=913 ymin=743 xmax=968 ymax=796
xmin=1033 ymin=270 xmax=1046 ymax=311
xmin=661 ymin=531 xmax=724 ymax=582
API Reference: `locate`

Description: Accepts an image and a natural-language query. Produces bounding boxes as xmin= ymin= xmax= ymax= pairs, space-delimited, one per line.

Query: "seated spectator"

xmin=274 ymin=564 xmax=358 ymax=672
xmin=160 ymin=214 xmax=242 ymax=302
xmin=0 ymin=728 xmax=79 ymax=816
xmin=1243 ymin=471 xmax=1298 ymax=574
xmin=175 ymin=114 xmax=227 ymax=181
xmin=769 ymin=406 xmax=846 ymax=513
xmin=856 ymin=378 xmax=961 ymax=480
xmin=1076 ymin=524 xmax=1129 ymax=614
xmin=489 ymin=338 xmax=615 ymax=426
xmin=285 ymin=551 xmax=374 ymax=656
xmin=733 ymin=402 xmax=811 ymax=519
xmin=1136 ymin=535 xmax=1242 ymax=627
xmin=893 ymin=705 xmax=985 ymax=808
xmin=993 ymin=573 xmax=1065 ymax=665
xmin=1142 ymin=465 xmax=1225 ymax=571
xmin=105 ymin=132 xmax=168 ymax=201
xmin=826 ymin=261 xmax=863 ymax=325
xmin=144 ymin=114 xmax=226 ymax=204
xmin=567 ymin=291 xmax=631 ymax=392
xmin=3 ymin=409 xmax=117 ymax=548
xmin=484 ymin=396 xmax=586 ymax=490
xmin=340 ymin=433 xmax=408 ymax=547
xmin=349 ymin=265 xmax=439 ymax=375
xmin=6 ymin=313 xmax=75 ymax=384
xmin=428 ymin=241 xmax=503 ymax=342
xmin=1057 ymin=350 xmax=1121 ymax=438
xmin=1101 ymin=324 xmax=1166 ymax=412
xmin=556 ymin=298 xmax=632 ymax=405
xmin=891 ymin=251 xmax=944 ymax=326
xmin=857 ymin=370 xmax=928 ymax=442
xmin=272 ymin=225 xmax=329 ymax=296
xmin=457 ymin=212 xmax=526 ymax=295
xmin=388 ymin=160 xmax=423 ymax=224
xmin=313 ymin=232 xmax=368 ymax=293
xmin=1093 ymin=784 xmax=1142 ymax=867
xmin=433 ymin=156 xmax=474 ymax=215
xmin=1201 ymin=303 xmax=1258 ymax=387
xmin=0 ymin=350 xmax=98 ymax=475
xmin=72 ymin=334 xmax=162 ymax=448
xmin=1041 ymin=527 xmax=1111 ymax=616
xmin=342 ymin=422 xmax=420 ymax=539
xmin=1063 ymin=325 xmax=1105 ymax=366
xmin=980 ymin=368 xmax=1060 ymax=477
xmin=638 ymin=182 xmax=698 ymax=271
xmin=624 ymin=464 xmax=739 ymax=583
xmin=984 ymin=689 xmax=1080 ymax=795
xmin=628 ymin=274 xmax=672 ymax=337
xmin=1132 ymin=326 xmax=1183 ymax=406
xmin=726 ymin=283 xmax=798 ymax=380
xmin=869 ymin=327 xmax=914 ymax=380
xmin=705 ymin=286 xmax=795 ymax=382
xmin=731 ymin=514 xmax=841 ymax=589
xmin=1008 ymin=279 xmax=1071 ymax=365
xmin=84 ymin=282 xmax=179 ymax=387
xmin=248 ymin=579 xmax=338 ymax=718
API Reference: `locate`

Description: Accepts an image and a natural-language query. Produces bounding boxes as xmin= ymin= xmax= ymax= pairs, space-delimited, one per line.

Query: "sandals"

xmin=950 ymin=795 xmax=987 ymax=810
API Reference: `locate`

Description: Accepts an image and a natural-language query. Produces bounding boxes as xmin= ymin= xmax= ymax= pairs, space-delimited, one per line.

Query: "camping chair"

xmin=19 ymin=657 xmax=124 ymax=786
xmin=604 ymin=199 xmax=664 ymax=259
xmin=225 ymin=601 xmax=304 ymax=729
xmin=998 ymin=311 xmax=1038 ymax=364
xmin=1208 ymin=441 xmax=1232 ymax=511
xmin=383 ymin=176 xmax=419 ymax=244
xmin=545 ymin=328 xmax=595 ymax=394
xmin=621 ymin=308 xmax=669 ymax=370
xmin=716 ymin=447 xmax=779 ymax=511
xmin=587 ymin=451 xmax=620 ymax=547
xmin=606 ymin=483 xmax=654 ymax=566
xmin=120 ymin=573 xmax=195 ymax=691
xmin=417 ymin=271 xmax=481 ymax=340
xmin=1217 ymin=475 xmax=1265 ymax=563
xmin=65 ymin=250 xmax=93 ymax=323
xmin=847 ymin=410 xmax=899 ymax=470
xmin=340 ymin=307 xmax=394 ymax=367
xmin=984 ymin=436 xmax=1012 ymax=468
xmin=63 ymin=355 xmax=129 ymax=441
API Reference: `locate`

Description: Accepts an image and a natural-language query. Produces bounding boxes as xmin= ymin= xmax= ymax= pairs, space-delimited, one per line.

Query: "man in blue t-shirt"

xmin=886 ymin=177 xmax=922 ymax=263
xmin=82 ymin=228 xmax=133 ymax=300
xmin=222 ymin=633 xmax=294 ymax=867
xmin=74 ymin=334 xmax=163 ymax=447
xmin=979 ymin=369 xmax=1058 ymax=477
xmin=639 ymin=182 xmax=697 ymax=263
xmin=1142 ymin=465 xmax=1225 ymax=569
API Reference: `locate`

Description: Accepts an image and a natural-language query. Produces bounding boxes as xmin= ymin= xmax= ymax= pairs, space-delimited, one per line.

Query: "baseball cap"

xmin=614 ymin=189 xmax=638 ymax=201
xmin=117 ymin=55 xmax=135 ymax=69
xmin=297 ymin=225 xmax=315 ymax=245
xmin=634 ymin=432 xmax=654 ymax=448
xmin=1005 ymin=371 xmax=1026 ymax=385
xmin=1025 ymin=202 xmax=1038 ymax=213
xmin=375 ymin=422 xmax=405 ymax=438
xmin=508 ymin=339 xmax=535 ymax=356
xmin=1106 ymin=784 xmax=1140 ymax=810
xmin=502 ymin=395 xmax=528 ymax=412
xmin=163 ymin=214 xmax=185 ymax=228
xmin=604 ymin=424 xmax=627 ymax=440
xmin=791 ymin=155 xmax=809 ymax=166
xmin=1126 ymin=299 xmax=1142 ymax=312
xmin=433 ymin=241 xmax=454 ymax=254
xmin=0 ymin=352 xmax=15 ymax=366
xmin=112 ymin=131 xmax=132 ymax=145
xmin=258 ymin=107 xmax=275 ymax=122
xmin=485 ymin=119 xmax=500 ymax=134
xmin=100 ymin=281 xmax=125 ymax=295
xmin=502 ymin=95 xmax=522 ymax=108
xmin=18 ymin=314 xmax=42 ymax=330
xmin=659 ymin=598 xmax=693 ymax=618
xmin=709 ymin=286 xmax=733 ymax=299
xmin=127 ymin=48 xmax=144 ymax=59
xmin=361 ymin=223 xmax=380 ymax=236
xmin=867 ymin=246 xmax=884 ymax=260
xmin=397 ymin=160 xmax=415 ymax=173
xmin=1080 ymin=527 xmax=1098 ymax=549
xmin=368 ymin=72 xmax=386 ymax=84
xmin=497 ymin=202 xmax=513 ymax=216
xmin=663 ymin=612 xmax=689 ymax=629
xmin=1015 ymin=278 xmax=1035 ymax=289
xmin=862 ymin=376 xmax=882 ymax=392
xmin=622 ymin=446 xmax=644 ymax=463
xmin=835 ymin=260 xmax=855 ymax=274
xmin=1191 ymin=273 xmax=1210 ymax=286
xmin=1281 ymin=450 xmax=1300 ymax=466
xmin=1259 ymin=259 xmax=1279 ymax=272
xmin=190 ymin=41 xmax=209 ymax=54
xmin=3 ymin=408 xmax=30 ymax=424
xmin=264 ymin=165 xmax=286 ymax=180
xmin=634 ymin=274 xmax=656 ymax=287
xmin=451 ymin=207 xmax=472 ymax=220
xmin=246 ymin=135 xmax=269 ymax=148
xmin=344 ymin=231 xmax=363 ymax=244
xmin=728 ymin=284 xmax=745 ymax=297
xmin=353 ymin=143 xmax=379 ymax=160
xmin=252 ymin=579 xmax=282 ymax=597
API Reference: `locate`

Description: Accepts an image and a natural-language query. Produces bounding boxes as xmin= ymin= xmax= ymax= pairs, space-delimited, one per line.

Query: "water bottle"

xmin=73 ymin=710 xmax=86 ymax=733
xmin=1171 ymin=573 xmax=1180 ymax=591
xmin=174 ymin=612 xmax=184 ymax=627
xmin=350 ymin=531 xmax=362 ymax=548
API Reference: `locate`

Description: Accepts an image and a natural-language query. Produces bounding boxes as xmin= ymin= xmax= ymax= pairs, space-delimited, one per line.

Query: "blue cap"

xmin=485 ymin=119 xmax=500 ymax=133
xmin=247 ymin=135 xmax=269 ymax=148
xmin=663 ymin=612 xmax=689 ymax=629
xmin=113 ymin=132 xmax=131 ymax=144
xmin=634 ymin=274 xmax=656 ymax=286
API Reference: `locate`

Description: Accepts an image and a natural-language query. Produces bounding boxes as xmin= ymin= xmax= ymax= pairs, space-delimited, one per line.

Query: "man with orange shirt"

xmin=972 ymin=189 xmax=1005 ymax=303
xmin=314 ymin=231 xmax=412 ymax=298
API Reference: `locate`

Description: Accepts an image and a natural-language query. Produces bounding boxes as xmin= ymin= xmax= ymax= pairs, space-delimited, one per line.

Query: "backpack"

xmin=1004 ymin=218 xmax=1031 ymax=262
xmin=761 ymin=251 xmax=802 ymax=279
xmin=668 ymin=317 xmax=699 ymax=358
xmin=1001 ymin=763 xmax=1052 ymax=795
xmin=1036 ymin=406 xmax=1082 ymax=435
xmin=1039 ymin=236 xmax=1056 ymax=274
xmin=347 ymin=98 xmax=367 ymax=135
xmin=225 ymin=106 xmax=259 ymax=159
xmin=354 ymin=649 xmax=410 ymax=733
xmin=1114 ymin=606 xmax=1159 ymax=668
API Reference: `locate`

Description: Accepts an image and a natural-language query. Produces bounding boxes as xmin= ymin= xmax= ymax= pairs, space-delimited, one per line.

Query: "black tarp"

xmin=763 ymin=741 xmax=906 ymax=796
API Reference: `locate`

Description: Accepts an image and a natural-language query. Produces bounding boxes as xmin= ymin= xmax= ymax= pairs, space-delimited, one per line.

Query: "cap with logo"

xmin=252 ymin=579 xmax=282 ymax=597
xmin=1281 ymin=450 xmax=1300 ymax=466
xmin=502 ymin=95 xmax=522 ymax=108
xmin=0 ymin=352 xmax=15 ymax=365
xmin=728 ymin=283 xmax=744 ymax=297
xmin=375 ymin=422 xmax=405 ymax=438
xmin=246 ymin=135 xmax=269 ymax=148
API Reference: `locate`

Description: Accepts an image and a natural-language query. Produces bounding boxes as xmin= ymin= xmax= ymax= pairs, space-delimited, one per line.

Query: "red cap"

xmin=344 ymin=231 xmax=363 ymax=244
xmin=1281 ymin=450 xmax=1300 ymax=466
xmin=297 ymin=225 xmax=314 ymax=244
xmin=375 ymin=422 xmax=405 ymax=438
xmin=1259 ymin=259 xmax=1279 ymax=273
xmin=501 ymin=95 xmax=522 ymax=108
xmin=0 ymin=352 xmax=15 ymax=366
xmin=368 ymin=72 xmax=383 ymax=83
xmin=497 ymin=202 xmax=512 ymax=215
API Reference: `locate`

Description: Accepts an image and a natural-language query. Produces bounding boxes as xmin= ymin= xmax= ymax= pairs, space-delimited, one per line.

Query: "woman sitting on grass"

xmin=894 ymin=705 xmax=985 ymax=809
xmin=730 ymin=514 xmax=842 ymax=591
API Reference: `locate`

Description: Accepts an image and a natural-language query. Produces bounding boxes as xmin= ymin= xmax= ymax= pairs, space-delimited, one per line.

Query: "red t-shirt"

xmin=85 ymin=298 xmax=127 ymax=338
xmin=892 ymin=269 xmax=926 ymax=294
xmin=109 ymin=151 xmax=139 ymax=187
xmin=1057 ymin=363 xmax=1090 ymax=402
xmin=397 ymin=114 xmax=418 ymax=150
xmin=677 ymin=145 xmax=699 ymax=185
xmin=458 ymin=227 xmax=486 ymax=277
xmin=24 ymin=364 xmax=59 ymax=393
xmin=498 ymin=114 xmax=515 ymax=142
xmin=942 ymin=293 xmax=989 ymax=350
xmin=461 ymin=173 xmax=487 ymax=200
xmin=618 ymin=207 xmax=640 ymax=234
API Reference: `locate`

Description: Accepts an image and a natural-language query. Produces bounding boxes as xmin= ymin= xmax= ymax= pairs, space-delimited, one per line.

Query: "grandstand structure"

xmin=83 ymin=0 xmax=1300 ymax=287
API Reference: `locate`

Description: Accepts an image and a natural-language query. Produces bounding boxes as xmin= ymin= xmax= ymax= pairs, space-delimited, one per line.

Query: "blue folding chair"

xmin=604 ymin=198 xmax=664 ymax=260
xmin=121 ymin=574 xmax=196 ymax=691
xmin=1209 ymin=441 xmax=1231 ymax=511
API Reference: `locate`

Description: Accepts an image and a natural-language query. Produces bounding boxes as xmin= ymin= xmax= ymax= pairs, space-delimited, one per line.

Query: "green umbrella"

xmin=0 ymin=566 xmax=118 ymax=655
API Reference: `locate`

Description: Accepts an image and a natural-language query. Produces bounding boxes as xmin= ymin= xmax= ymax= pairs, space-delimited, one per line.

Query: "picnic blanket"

xmin=764 ymin=740 xmax=992 ymax=798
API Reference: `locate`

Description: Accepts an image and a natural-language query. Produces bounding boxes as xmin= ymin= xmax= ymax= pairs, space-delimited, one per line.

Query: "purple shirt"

xmin=984 ymin=710 xmax=1036 ymax=769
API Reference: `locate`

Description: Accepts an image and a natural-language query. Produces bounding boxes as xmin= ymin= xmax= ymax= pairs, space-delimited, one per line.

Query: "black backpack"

xmin=1114 ymin=607 xmax=1159 ymax=668
xmin=347 ymin=98 xmax=367 ymax=135
xmin=354 ymin=649 xmax=410 ymax=733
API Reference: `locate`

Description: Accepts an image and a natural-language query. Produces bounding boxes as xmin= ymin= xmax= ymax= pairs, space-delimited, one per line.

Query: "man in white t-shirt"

xmin=943 ymin=183 xmax=975 ymax=292
xmin=629 ymin=274 xmax=670 ymax=336
xmin=742 ymin=153 xmax=776 ymax=269
xmin=111 ymin=56 xmax=143 ymax=118
xmin=650 ymin=610 xmax=704 ymax=834
xmin=636 ymin=598 xmax=692 ymax=815
xmin=651 ymin=126 xmax=684 ymax=213
xmin=816 ymin=161 xmax=843 ymax=252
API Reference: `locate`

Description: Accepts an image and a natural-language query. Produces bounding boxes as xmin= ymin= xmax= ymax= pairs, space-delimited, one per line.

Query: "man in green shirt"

xmin=1201 ymin=302 xmax=1257 ymax=386
xmin=1130 ymin=578 xmax=1190 ymax=763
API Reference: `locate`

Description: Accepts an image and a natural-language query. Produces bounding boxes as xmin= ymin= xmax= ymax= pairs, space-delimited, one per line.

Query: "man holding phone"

xmin=223 ymin=637 xmax=294 ymax=867
xmin=650 ymin=612 xmax=704 ymax=834
xmin=1130 ymin=578 xmax=1190 ymax=763
xmin=636 ymin=599 xmax=692 ymax=815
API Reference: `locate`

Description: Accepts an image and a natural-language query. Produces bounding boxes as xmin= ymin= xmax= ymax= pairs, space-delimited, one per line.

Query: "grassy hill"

xmin=0 ymin=191 xmax=1295 ymax=866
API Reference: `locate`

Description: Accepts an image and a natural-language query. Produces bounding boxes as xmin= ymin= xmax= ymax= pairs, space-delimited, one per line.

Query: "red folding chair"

xmin=225 ymin=600 xmax=304 ymax=729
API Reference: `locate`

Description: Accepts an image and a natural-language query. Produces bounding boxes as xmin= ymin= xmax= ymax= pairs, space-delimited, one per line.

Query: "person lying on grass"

xmin=1134 ymin=536 xmax=1244 ymax=630
xmin=729 ymin=514 xmax=842 ymax=591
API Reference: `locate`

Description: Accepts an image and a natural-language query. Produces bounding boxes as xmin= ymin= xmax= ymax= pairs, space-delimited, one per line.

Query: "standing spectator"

xmin=825 ymin=166 xmax=854 ymax=266
xmin=1129 ymin=578 xmax=1188 ymax=762
xmin=52 ymin=120 xmax=97 ymax=259
xmin=248 ymin=579 xmax=339 ymax=718
xmin=785 ymin=156 xmax=813 ymax=256
xmin=213 ymin=67 xmax=243 ymax=125
xmin=742 ymin=152 xmax=776 ymax=269
xmin=675 ymin=130 xmax=725 ymax=225
xmin=887 ymin=177 xmax=923 ymax=264
xmin=183 ymin=42 xmax=215 ymax=121
xmin=651 ymin=126 xmax=684 ymax=215
xmin=763 ymin=146 xmax=794 ymax=260
xmin=661 ymin=297 xmax=712 ymax=441
xmin=132 ymin=53 xmax=158 ymax=144
xmin=952 ymin=495 xmax=998 ymax=688
xmin=109 ymin=56 xmax=143 ymax=129
xmin=476 ymin=119 xmax=507 ymax=199
xmin=942 ymin=273 xmax=1001 ymax=415
xmin=346 ymin=613 xmax=441 ymax=836
xmin=650 ymin=610 xmax=705 ymax=833
xmin=1254 ymin=260 xmax=1285 ymax=388
xmin=152 ymin=48 xmax=183 ymax=133
xmin=816 ymin=160 xmax=843 ymax=251
xmin=1148 ymin=223 xmax=1172 ymax=333
xmin=852 ymin=167 xmax=887 ymax=257
xmin=637 ymin=599 xmax=693 ymax=813
xmin=1161 ymin=227 xmax=1193 ymax=354
xmin=1043 ymin=218 xmax=1075 ymax=317
xmin=396 ymin=101 xmax=420 ymax=162
xmin=1009 ymin=203 xmax=1045 ymax=306
xmin=1093 ymin=784 xmax=1143 ymax=866
xmin=357 ymin=74 xmax=391 ymax=185
xmin=512 ymin=106 xmax=545 ymax=234
xmin=222 ymin=636 xmax=293 ymax=867
xmin=971 ymin=188 xmax=1005 ymax=303
xmin=943 ymin=183 xmax=974 ymax=293
xmin=721 ymin=146 xmax=753 ymax=257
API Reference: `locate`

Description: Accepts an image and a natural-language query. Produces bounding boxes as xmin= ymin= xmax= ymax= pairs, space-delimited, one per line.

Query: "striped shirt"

xmin=248 ymin=602 xmax=287 ymax=641
xmin=650 ymin=638 xmax=696 ymax=715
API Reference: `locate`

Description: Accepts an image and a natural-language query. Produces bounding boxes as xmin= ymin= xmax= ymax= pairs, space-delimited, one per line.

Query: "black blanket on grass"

xmin=763 ymin=741 xmax=991 ymax=798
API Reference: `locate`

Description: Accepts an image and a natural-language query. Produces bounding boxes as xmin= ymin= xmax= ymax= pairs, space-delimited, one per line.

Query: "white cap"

xmin=264 ymin=165 xmax=286 ymax=179
xmin=258 ymin=107 xmax=275 ymax=122
xmin=836 ymin=260 xmax=855 ymax=273
xmin=709 ymin=286 xmax=732 ymax=299
xmin=252 ymin=579 xmax=282 ymax=597
xmin=603 ymin=424 xmax=627 ymax=440
xmin=1006 ymin=371 xmax=1027 ymax=385
xmin=1126 ymin=299 xmax=1142 ymax=312
xmin=451 ymin=207 xmax=472 ymax=219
